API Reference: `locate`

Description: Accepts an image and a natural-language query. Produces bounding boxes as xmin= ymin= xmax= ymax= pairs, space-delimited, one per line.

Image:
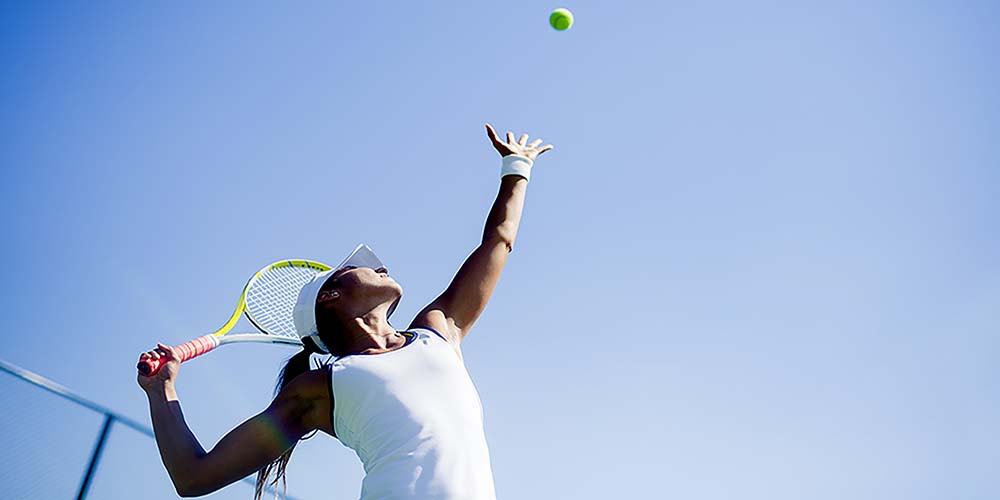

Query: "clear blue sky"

xmin=2 ymin=1 xmax=998 ymax=499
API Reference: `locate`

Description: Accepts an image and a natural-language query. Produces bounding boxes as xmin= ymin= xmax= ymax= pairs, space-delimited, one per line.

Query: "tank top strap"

xmin=407 ymin=324 xmax=450 ymax=343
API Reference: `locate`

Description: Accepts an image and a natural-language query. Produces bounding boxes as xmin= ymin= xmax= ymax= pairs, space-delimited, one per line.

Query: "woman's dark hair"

xmin=253 ymin=347 xmax=314 ymax=500
xmin=254 ymin=297 xmax=352 ymax=500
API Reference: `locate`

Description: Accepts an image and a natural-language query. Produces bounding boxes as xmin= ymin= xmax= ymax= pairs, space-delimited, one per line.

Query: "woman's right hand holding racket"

xmin=137 ymin=343 xmax=180 ymax=392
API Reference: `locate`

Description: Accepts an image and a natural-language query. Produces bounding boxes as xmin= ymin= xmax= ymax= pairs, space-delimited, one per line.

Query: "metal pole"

xmin=76 ymin=413 xmax=114 ymax=500
xmin=1 ymin=359 xmax=303 ymax=500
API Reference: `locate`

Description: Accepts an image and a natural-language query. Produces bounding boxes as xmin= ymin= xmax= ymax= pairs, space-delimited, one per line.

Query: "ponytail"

xmin=254 ymin=347 xmax=317 ymax=500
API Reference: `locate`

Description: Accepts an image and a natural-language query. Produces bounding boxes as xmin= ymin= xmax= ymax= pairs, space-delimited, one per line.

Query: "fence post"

xmin=76 ymin=413 xmax=114 ymax=500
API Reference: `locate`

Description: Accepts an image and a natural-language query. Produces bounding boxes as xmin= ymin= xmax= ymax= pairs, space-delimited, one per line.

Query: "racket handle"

xmin=137 ymin=335 xmax=219 ymax=376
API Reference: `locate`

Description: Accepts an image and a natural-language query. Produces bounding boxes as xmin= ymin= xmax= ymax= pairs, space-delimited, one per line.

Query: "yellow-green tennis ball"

xmin=549 ymin=8 xmax=574 ymax=31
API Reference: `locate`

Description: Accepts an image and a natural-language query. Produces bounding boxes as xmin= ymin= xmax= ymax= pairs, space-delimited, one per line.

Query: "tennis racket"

xmin=137 ymin=259 xmax=332 ymax=376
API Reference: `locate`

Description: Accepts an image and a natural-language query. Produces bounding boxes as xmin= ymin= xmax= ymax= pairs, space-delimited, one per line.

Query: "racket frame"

xmin=137 ymin=259 xmax=332 ymax=376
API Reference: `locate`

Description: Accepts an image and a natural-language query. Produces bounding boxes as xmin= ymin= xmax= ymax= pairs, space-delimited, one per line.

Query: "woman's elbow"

xmin=177 ymin=483 xmax=215 ymax=498
xmin=174 ymin=475 xmax=219 ymax=498
xmin=177 ymin=488 xmax=200 ymax=498
xmin=174 ymin=479 xmax=201 ymax=498
xmin=173 ymin=482 xmax=195 ymax=498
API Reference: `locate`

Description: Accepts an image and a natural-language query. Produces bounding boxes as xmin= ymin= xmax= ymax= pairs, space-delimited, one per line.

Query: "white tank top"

xmin=327 ymin=326 xmax=498 ymax=500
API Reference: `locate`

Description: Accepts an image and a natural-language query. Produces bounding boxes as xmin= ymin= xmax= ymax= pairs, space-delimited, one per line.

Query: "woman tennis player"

xmin=137 ymin=123 xmax=553 ymax=499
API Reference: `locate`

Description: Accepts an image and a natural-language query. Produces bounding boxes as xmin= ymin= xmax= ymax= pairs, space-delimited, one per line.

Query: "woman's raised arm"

xmin=408 ymin=125 xmax=553 ymax=341
xmin=138 ymin=344 xmax=330 ymax=497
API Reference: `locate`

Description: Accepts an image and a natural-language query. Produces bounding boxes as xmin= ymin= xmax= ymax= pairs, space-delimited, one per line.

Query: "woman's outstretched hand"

xmin=486 ymin=123 xmax=554 ymax=161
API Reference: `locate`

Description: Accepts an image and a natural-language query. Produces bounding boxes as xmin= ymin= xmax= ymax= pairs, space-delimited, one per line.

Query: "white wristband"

xmin=501 ymin=154 xmax=533 ymax=182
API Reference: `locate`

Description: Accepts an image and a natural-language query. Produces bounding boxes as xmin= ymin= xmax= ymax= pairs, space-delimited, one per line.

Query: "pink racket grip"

xmin=137 ymin=335 xmax=219 ymax=377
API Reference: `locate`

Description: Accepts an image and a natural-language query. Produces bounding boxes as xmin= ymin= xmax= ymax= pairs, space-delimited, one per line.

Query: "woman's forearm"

xmin=146 ymin=383 xmax=208 ymax=495
xmin=482 ymin=175 xmax=528 ymax=247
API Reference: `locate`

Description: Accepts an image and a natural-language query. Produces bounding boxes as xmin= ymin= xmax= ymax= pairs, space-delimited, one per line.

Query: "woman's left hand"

xmin=485 ymin=123 xmax=554 ymax=161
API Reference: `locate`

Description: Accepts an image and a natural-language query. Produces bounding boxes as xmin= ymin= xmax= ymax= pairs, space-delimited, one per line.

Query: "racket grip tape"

xmin=137 ymin=335 xmax=218 ymax=376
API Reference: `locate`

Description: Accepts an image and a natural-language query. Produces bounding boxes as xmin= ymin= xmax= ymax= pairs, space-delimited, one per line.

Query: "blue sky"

xmin=1 ymin=1 xmax=998 ymax=499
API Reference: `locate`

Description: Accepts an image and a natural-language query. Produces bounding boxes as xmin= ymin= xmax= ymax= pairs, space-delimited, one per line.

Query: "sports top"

xmin=327 ymin=326 xmax=497 ymax=500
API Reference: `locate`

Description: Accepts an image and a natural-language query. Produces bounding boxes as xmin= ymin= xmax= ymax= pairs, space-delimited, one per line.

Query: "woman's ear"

xmin=317 ymin=290 xmax=340 ymax=303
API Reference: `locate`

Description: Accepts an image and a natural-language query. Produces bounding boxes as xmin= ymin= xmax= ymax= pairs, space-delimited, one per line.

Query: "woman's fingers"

xmin=487 ymin=124 xmax=552 ymax=158
xmin=157 ymin=343 xmax=176 ymax=360
xmin=485 ymin=123 xmax=499 ymax=143
xmin=139 ymin=344 xmax=171 ymax=361
xmin=486 ymin=124 xmax=513 ymax=155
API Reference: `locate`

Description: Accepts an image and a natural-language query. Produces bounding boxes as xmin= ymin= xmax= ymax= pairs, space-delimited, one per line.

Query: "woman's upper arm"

xmin=184 ymin=369 xmax=331 ymax=496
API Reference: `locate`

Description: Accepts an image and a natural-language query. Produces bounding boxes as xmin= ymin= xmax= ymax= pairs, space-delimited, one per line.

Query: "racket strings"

xmin=245 ymin=264 xmax=324 ymax=338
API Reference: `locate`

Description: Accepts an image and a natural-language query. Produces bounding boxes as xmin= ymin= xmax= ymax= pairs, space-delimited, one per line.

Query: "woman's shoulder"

xmin=280 ymin=365 xmax=332 ymax=400
xmin=274 ymin=366 xmax=335 ymax=436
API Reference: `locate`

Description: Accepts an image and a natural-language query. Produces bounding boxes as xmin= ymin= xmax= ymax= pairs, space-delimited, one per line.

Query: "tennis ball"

xmin=549 ymin=8 xmax=574 ymax=31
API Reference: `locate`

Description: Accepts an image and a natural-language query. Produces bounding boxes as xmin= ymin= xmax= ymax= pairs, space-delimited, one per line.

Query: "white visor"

xmin=292 ymin=243 xmax=398 ymax=353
